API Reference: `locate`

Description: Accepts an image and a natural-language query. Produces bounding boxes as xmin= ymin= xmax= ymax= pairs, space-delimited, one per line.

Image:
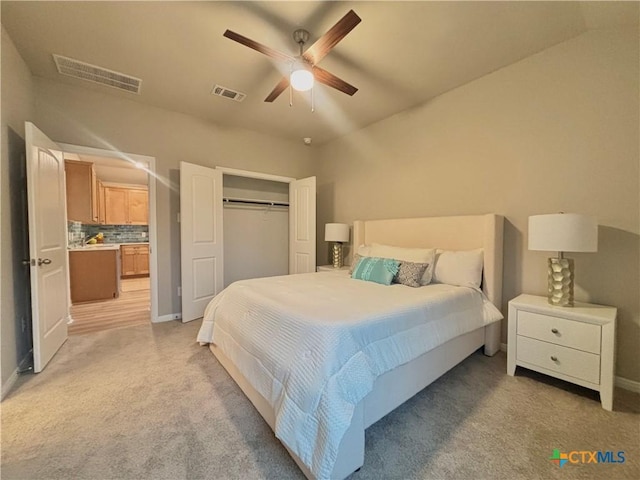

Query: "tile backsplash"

xmin=68 ymin=222 xmax=148 ymax=244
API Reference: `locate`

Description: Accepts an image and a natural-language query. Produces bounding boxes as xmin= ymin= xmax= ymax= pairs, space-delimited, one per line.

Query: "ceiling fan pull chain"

xmin=311 ymin=85 xmax=315 ymax=113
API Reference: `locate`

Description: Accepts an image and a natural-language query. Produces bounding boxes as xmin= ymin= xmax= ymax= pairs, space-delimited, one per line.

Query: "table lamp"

xmin=528 ymin=213 xmax=598 ymax=306
xmin=325 ymin=223 xmax=350 ymax=268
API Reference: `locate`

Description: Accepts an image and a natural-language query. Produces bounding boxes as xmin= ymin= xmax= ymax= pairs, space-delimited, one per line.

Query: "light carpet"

xmin=1 ymin=320 xmax=638 ymax=479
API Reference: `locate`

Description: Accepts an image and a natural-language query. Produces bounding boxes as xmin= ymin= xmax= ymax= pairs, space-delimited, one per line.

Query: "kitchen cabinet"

xmin=121 ymin=244 xmax=149 ymax=277
xmin=128 ymin=189 xmax=148 ymax=224
xmin=65 ymin=160 xmax=99 ymax=224
xmin=105 ymin=186 xmax=148 ymax=225
xmin=97 ymin=180 xmax=106 ymax=224
xmin=69 ymin=249 xmax=119 ymax=303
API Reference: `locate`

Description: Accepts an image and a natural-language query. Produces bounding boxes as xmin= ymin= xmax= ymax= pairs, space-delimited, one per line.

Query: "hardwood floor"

xmin=120 ymin=276 xmax=150 ymax=292
xmin=69 ymin=278 xmax=150 ymax=335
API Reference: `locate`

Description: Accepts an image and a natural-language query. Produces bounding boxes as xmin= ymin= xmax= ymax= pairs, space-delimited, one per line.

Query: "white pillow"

xmin=432 ymin=248 xmax=484 ymax=289
xmin=356 ymin=244 xmax=373 ymax=257
xmin=369 ymin=243 xmax=436 ymax=285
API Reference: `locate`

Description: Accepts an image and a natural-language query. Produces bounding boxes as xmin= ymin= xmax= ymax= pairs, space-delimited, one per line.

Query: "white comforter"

xmin=197 ymin=271 xmax=502 ymax=479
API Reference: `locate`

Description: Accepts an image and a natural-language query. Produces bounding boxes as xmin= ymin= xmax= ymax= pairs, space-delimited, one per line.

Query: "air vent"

xmin=53 ymin=54 xmax=142 ymax=94
xmin=211 ymin=84 xmax=246 ymax=102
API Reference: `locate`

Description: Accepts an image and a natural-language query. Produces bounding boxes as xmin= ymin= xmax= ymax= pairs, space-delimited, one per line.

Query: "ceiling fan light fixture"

xmin=223 ymin=10 xmax=361 ymax=102
xmin=290 ymin=67 xmax=314 ymax=92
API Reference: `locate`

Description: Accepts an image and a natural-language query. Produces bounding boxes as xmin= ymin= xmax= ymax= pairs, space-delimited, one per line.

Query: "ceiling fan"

xmin=223 ymin=9 xmax=361 ymax=103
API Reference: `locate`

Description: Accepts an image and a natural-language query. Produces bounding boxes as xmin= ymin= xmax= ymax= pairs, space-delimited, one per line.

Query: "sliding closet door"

xmin=289 ymin=176 xmax=316 ymax=274
xmin=180 ymin=162 xmax=223 ymax=322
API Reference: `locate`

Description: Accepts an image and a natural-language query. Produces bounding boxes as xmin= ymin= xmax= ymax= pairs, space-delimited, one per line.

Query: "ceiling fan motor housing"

xmin=292 ymin=29 xmax=310 ymax=47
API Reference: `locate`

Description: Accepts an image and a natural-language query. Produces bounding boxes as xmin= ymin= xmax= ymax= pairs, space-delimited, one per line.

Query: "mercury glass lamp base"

xmin=331 ymin=243 xmax=344 ymax=269
xmin=547 ymin=257 xmax=574 ymax=307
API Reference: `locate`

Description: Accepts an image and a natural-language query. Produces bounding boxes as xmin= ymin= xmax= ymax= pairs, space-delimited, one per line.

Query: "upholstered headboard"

xmin=352 ymin=214 xmax=504 ymax=308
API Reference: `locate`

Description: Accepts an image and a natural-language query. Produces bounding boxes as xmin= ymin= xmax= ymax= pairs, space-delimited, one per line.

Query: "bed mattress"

xmin=197 ymin=270 xmax=501 ymax=479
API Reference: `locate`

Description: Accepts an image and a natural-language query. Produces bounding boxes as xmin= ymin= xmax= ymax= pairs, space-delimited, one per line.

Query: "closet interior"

xmin=222 ymin=175 xmax=289 ymax=287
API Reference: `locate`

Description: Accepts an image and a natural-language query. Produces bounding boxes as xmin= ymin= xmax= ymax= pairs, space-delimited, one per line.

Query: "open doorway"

xmin=59 ymin=144 xmax=158 ymax=335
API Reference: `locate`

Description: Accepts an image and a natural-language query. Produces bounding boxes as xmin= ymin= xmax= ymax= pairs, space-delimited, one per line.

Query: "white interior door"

xmin=25 ymin=122 xmax=69 ymax=372
xmin=180 ymin=162 xmax=223 ymax=322
xmin=289 ymin=176 xmax=316 ymax=274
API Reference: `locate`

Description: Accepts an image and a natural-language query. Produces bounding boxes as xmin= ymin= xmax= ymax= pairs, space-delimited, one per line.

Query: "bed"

xmin=197 ymin=214 xmax=504 ymax=479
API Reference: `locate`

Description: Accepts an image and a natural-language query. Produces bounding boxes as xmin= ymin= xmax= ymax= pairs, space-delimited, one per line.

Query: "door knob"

xmin=38 ymin=258 xmax=52 ymax=266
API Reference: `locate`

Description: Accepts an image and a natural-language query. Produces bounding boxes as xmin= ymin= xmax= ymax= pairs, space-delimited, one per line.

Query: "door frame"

xmin=216 ymin=166 xmax=295 ymax=184
xmin=58 ymin=143 xmax=160 ymax=323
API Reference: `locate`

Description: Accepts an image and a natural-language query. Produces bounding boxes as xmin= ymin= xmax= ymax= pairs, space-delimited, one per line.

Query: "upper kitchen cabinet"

xmin=104 ymin=186 xmax=148 ymax=225
xmin=65 ymin=160 xmax=99 ymax=224
xmin=128 ymin=189 xmax=148 ymax=224
xmin=97 ymin=180 xmax=106 ymax=224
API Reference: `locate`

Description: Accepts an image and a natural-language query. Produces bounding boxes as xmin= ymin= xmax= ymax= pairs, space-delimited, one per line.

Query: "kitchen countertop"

xmin=68 ymin=244 xmax=120 ymax=251
xmin=68 ymin=242 xmax=149 ymax=252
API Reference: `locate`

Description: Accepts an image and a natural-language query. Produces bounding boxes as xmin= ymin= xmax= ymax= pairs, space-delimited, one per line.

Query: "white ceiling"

xmin=2 ymin=1 xmax=636 ymax=145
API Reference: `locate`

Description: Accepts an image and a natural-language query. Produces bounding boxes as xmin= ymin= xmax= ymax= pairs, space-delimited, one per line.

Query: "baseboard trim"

xmin=1 ymin=352 xmax=33 ymax=401
xmin=1 ymin=368 xmax=19 ymax=401
xmin=616 ymin=376 xmax=640 ymax=393
xmin=155 ymin=313 xmax=182 ymax=323
xmin=500 ymin=342 xmax=507 ymax=352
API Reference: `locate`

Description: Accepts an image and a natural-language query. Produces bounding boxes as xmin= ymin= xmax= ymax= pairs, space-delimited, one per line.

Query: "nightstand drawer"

xmin=516 ymin=336 xmax=600 ymax=384
xmin=517 ymin=310 xmax=601 ymax=354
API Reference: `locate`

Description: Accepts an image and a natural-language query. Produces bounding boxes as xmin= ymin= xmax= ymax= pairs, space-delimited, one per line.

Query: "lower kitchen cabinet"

xmin=69 ymin=250 xmax=119 ymax=303
xmin=121 ymin=244 xmax=149 ymax=278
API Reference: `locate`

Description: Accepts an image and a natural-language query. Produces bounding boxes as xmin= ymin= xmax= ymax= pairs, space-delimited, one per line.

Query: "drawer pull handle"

xmin=550 ymin=356 xmax=558 ymax=362
xmin=551 ymin=328 xmax=559 ymax=334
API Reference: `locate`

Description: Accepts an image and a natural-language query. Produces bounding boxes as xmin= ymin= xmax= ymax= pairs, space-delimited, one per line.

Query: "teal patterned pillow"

xmin=351 ymin=257 xmax=400 ymax=285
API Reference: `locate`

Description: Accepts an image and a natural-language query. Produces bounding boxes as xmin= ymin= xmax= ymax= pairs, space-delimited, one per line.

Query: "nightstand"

xmin=507 ymin=294 xmax=617 ymax=411
xmin=316 ymin=265 xmax=350 ymax=272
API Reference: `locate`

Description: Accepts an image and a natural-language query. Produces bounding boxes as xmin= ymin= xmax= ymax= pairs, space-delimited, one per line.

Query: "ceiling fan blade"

xmin=312 ymin=66 xmax=358 ymax=96
xmin=223 ymin=30 xmax=294 ymax=63
xmin=265 ymin=77 xmax=290 ymax=102
xmin=302 ymin=10 xmax=361 ymax=65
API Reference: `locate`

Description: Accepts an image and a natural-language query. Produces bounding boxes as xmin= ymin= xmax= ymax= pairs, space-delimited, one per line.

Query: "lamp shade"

xmin=528 ymin=214 xmax=598 ymax=252
xmin=325 ymin=223 xmax=349 ymax=242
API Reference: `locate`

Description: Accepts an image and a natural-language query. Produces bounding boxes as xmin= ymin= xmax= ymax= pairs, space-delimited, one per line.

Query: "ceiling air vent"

xmin=211 ymin=84 xmax=246 ymax=102
xmin=53 ymin=54 xmax=142 ymax=94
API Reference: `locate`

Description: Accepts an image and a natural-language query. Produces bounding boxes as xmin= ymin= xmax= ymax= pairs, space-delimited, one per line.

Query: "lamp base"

xmin=331 ymin=243 xmax=344 ymax=269
xmin=547 ymin=257 xmax=574 ymax=307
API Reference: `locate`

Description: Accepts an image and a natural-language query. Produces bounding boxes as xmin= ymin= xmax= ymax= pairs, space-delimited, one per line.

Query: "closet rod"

xmin=222 ymin=196 xmax=289 ymax=207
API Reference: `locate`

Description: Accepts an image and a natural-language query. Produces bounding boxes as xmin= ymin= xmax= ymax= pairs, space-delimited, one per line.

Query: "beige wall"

xmin=2 ymin=22 xmax=638 ymax=390
xmin=32 ymin=78 xmax=315 ymax=318
xmin=1 ymin=26 xmax=35 ymax=389
xmin=316 ymin=28 xmax=640 ymax=382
